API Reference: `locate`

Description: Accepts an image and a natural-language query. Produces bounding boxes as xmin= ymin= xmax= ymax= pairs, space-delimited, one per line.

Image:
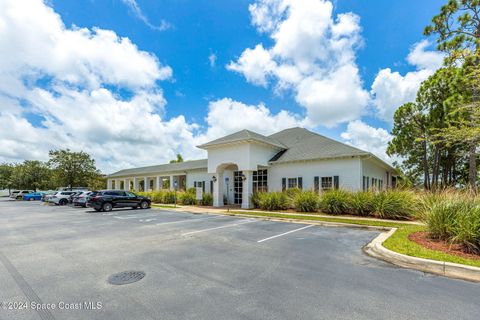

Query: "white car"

xmin=72 ymin=191 xmax=92 ymax=207
xmin=11 ymin=190 xmax=35 ymax=199
xmin=9 ymin=190 xmax=20 ymax=199
xmin=48 ymin=191 xmax=77 ymax=205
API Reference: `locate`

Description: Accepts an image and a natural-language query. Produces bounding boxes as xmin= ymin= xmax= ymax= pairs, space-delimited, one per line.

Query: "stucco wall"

xmin=361 ymin=158 xmax=389 ymax=190
xmin=268 ymin=158 xmax=362 ymax=192
xmin=207 ymin=142 xmax=280 ymax=173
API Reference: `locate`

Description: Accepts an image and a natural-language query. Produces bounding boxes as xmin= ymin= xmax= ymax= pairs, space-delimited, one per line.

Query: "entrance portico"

xmin=198 ymin=130 xmax=287 ymax=209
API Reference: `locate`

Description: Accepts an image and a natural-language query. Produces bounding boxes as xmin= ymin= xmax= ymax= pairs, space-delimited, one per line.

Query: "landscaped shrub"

xmin=179 ymin=191 xmax=197 ymax=205
xmin=426 ymin=199 xmax=463 ymax=240
xmin=163 ymin=190 xmax=177 ymax=204
xmin=201 ymin=193 xmax=213 ymax=206
xmin=319 ymin=189 xmax=352 ymax=215
xmin=452 ymin=204 xmax=480 ymax=254
xmin=349 ymin=191 xmax=375 ymax=216
xmin=251 ymin=192 xmax=263 ymax=209
xmin=258 ymin=192 xmax=289 ymax=211
xmin=284 ymin=188 xmax=302 ymax=208
xmin=293 ymin=191 xmax=319 ymax=212
xmin=151 ymin=191 xmax=166 ymax=203
xmin=372 ymin=190 xmax=416 ymax=220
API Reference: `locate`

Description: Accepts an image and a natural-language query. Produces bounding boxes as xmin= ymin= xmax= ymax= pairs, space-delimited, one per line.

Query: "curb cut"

xmin=364 ymin=229 xmax=480 ymax=283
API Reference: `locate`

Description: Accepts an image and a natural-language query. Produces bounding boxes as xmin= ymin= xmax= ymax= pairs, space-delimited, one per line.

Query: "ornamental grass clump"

xmin=293 ymin=191 xmax=319 ymax=212
xmin=201 ymin=193 xmax=213 ymax=206
xmin=426 ymin=199 xmax=464 ymax=240
xmin=452 ymin=204 xmax=480 ymax=254
xmin=349 ymin=191 xmax=375 ymax=216
xmin=258 ymin=192 xmax=289 ymax=211
xmin=372 ymin=190 xmax=416 ymax=220
xmin=318 ymin=189 xmax=352 ymax=215
xmin=179 ymin=192 xmax=196 ymax=205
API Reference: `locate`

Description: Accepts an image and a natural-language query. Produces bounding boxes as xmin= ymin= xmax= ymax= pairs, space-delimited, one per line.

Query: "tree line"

xmin=388 ymin=0 xmax=480 ymax=190
xmin=0 ymin=149 xmax=106 ymax=192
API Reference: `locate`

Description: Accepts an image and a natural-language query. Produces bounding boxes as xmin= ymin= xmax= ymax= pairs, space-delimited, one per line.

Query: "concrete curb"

xmin=363 ymin=228 xmax=480 ymax=282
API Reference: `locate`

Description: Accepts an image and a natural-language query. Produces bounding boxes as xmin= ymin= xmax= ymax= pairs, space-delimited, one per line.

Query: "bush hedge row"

xmin=252 ymin=189 xmax=417 ymax=220
xmin=138 ymin=188 xmax=213 ymax=206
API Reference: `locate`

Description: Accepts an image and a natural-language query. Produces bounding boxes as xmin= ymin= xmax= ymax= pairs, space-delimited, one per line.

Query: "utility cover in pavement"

xmin=107 ymin=271 xmax=145 ymax=285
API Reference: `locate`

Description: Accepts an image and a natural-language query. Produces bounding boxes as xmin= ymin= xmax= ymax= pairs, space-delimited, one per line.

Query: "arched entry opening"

xmin=213 ymin=162 xmax=254 ymax=209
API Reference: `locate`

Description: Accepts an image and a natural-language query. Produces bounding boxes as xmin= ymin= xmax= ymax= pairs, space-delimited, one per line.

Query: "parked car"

xmin=13 ymin=190 xmax=35 ymax=200
xmin=72 ymin=191 xmax=92 ymax=207
xmin=41 ymin=191 xmax=57 ymax=202
xmin=23 ymin=192 xmax=45 ymax=201
xmin=48 ymin=191 xmax=77 ymax=205
xmin=9 ymin=190 xmax=20 ymax=199
xmin=87 ymin=190 xmax=151 ymax=212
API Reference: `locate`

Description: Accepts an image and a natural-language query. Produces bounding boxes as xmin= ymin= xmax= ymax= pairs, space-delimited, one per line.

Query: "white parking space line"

xmin=257 ymin=224 xmax=314 ymax=243
xmin=182 ymin=219 xmax=256 ymax=236
xmin=154 ymin=215 xmax=221 ymax=226
xmin=114 ymin=214 xmax=157 ymax=220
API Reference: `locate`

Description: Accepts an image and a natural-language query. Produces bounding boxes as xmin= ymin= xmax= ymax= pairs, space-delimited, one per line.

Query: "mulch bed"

xmin=409 ymin=231 xmax=480 ymax=261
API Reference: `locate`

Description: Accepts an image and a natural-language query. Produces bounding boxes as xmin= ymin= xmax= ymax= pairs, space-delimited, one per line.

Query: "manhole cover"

xmin=107 ymin=271 xmax=145 ymax=285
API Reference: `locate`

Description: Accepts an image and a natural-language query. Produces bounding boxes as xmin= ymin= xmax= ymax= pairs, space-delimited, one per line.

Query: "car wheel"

xmin=59 ymin=199 xmax=68 ymax=206
xmin=140 ymin=201 xmax=149 ymax=209
xmin=102 ymin=202 xmax=113 ymax=212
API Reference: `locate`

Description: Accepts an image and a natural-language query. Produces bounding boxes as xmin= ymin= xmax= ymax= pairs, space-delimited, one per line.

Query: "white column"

xmin=124 ymin=179 xmax=130 ymax=191
xmin=156 ymin=176 xmax=162 ymax=190
xmin=144 ymin=177 xmax=148 ymax=192
xmin=116 ymin=179 xmax=121 ymax=190
xmin=107 ymin=179 xmax=113 ymax=189
xmin=241 ymin=171 xmax=254 ymax=209
xmin=213 ymin=172 xmax=224 ymax=207
xmin=134 ymin=178 xmax=140 ymax=191
xmin=169 ymin=175 xmax=174 ymax=190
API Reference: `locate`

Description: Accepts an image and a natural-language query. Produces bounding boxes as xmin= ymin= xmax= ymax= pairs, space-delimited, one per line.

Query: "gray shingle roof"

xmin=107 ymin=159 xmax=207 ymax=178
xmin=267 ymin=127 xmax=369 ymax=163
xmin=198 ymin=129 xmax=286 ymax=149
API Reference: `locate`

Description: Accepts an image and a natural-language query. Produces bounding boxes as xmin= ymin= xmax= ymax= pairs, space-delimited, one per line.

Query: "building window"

xmin=253 ymin=169 xmax=268 ymax=193
xmin=321 ymin=177 xmax=333 ymax=190
xmin=363 ymin=176 xmax=367 ymax=191
xmin=233 ymin=171 xmax=243 ymax=205
xmin=194 ymin=181 xmax=205 ymax=193
xmin=288 ymin=178 xmax=298 ymax=189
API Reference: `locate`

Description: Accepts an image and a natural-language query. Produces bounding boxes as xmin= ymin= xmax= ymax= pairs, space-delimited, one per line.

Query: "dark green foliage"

xmin=371 ymin=191 xmax=416 ymax=220
xmin=318 ymin=189 xmax=352 ymax=215
xmin=257 ymin=192 xmax=289 ymax=211
xmin=349 ymin=191 xmax=375 ymax=216
xmin=201 ymin=193 xmax=213 ymax=206
xmin=293 ymin=191 xmax=319 ymax=212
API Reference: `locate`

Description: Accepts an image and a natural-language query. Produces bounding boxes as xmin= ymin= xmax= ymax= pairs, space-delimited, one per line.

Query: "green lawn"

xmin=229 ymin=210 xmax=480 ymax=268
xmin=152 ymin=203 xmax=178 ymax=209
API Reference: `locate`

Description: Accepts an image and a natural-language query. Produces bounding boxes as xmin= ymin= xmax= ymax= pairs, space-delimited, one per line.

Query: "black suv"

xmin=86 ymin=190 xmax=151 ymax=212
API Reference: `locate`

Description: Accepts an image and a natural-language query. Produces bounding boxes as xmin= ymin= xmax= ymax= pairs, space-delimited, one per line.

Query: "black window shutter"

xmin=298 ymin=177 xmax=303 ymax=190
xmin=333 ymin=176 xmax=339 ymax=189
xmin=202 ymin=181 xmax=205 ymax=193
xmin=282 ymin=178 xmax=286 ymax=191
xmin=194 ymin=181 xmax=197 ymax=188
xmin=314 ymin=176 xmax=319 ymax=193
xmin=210 ymin=180 xmax=213 ymax=193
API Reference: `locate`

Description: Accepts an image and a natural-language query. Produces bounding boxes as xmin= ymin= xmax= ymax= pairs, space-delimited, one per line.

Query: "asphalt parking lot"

xmin=0 ymin=199 xmax=478 ymax=320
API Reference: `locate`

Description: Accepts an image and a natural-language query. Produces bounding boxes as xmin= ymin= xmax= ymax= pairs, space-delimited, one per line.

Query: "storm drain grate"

xmin=107 ymin=271 xmax=145 ymax=285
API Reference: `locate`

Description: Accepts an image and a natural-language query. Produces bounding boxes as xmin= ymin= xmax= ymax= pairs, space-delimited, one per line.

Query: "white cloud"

xmin=198 ymin=98 xmax=304 ymax=144
xmin=341 ymin=120 xmax=393 ymax=162
xmin=371 ymin=40 xmax=444 ymax=122
xmin=227 ymin=0 xmax=369 ymax=127
xmin=0 ymin=0 xmax=195 ymax=172
xmin=208 ymin=53 xmax=217 ymax=67
xmin=121 ymin=0 xmax=172 ymax=31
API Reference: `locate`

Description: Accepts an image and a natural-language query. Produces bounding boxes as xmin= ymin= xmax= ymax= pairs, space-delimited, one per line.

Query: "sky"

xmin=0 ymin=0 xmax=446 ymax=173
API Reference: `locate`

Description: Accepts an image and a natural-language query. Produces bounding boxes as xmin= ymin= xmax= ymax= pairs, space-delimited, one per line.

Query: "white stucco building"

xmin=107 ymin=127 xmax=397 ymax=209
